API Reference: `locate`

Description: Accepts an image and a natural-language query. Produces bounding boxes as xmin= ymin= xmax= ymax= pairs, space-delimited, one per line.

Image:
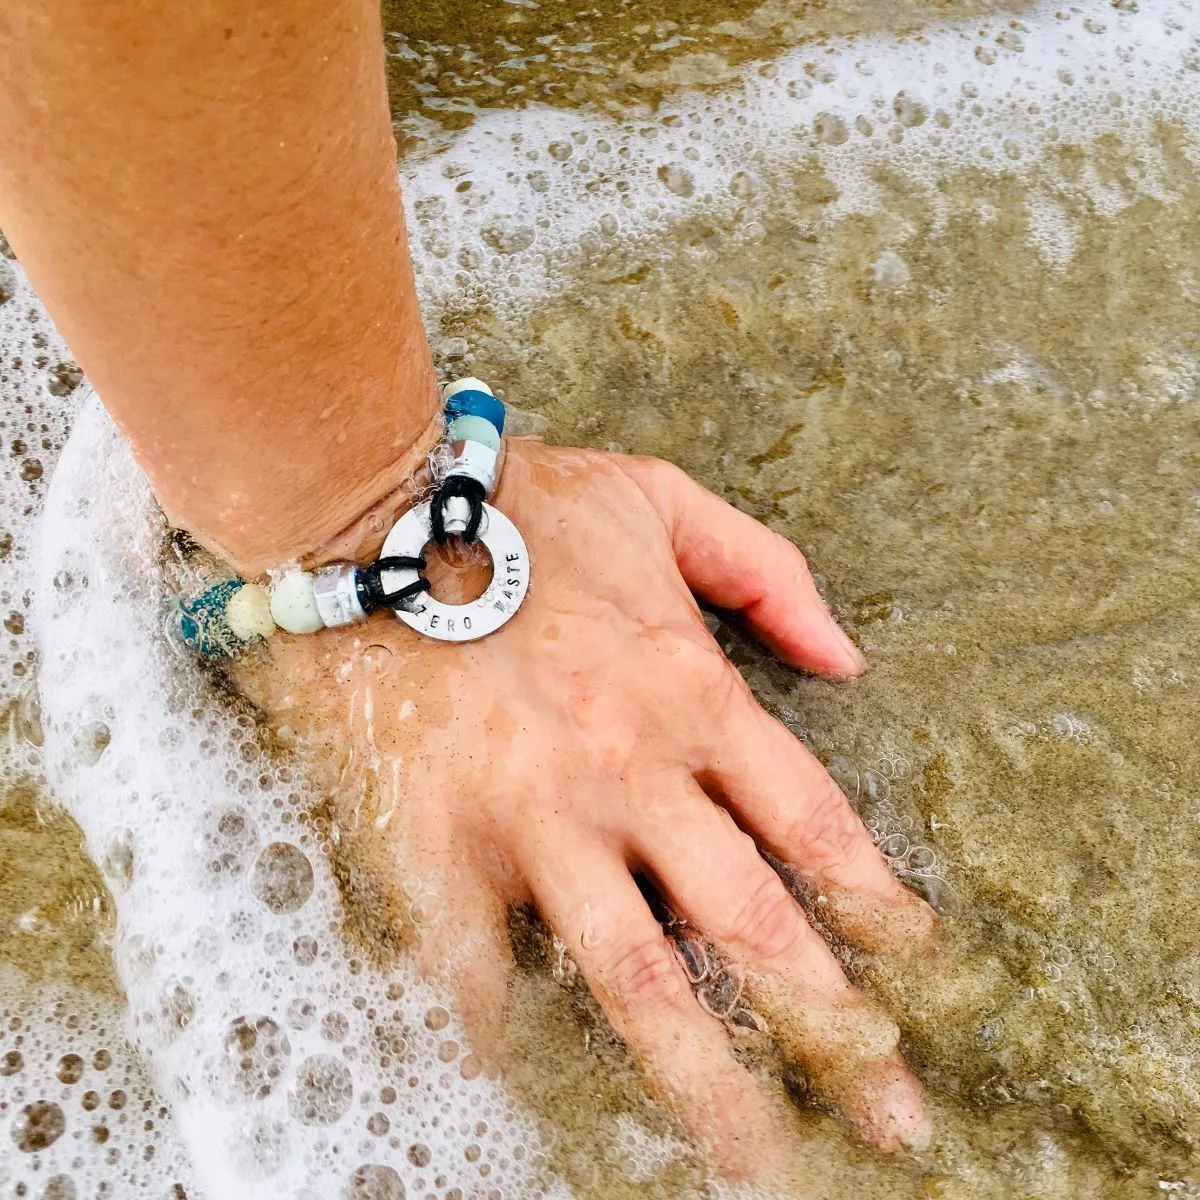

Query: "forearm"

xmin=0 ymin=0 xmax=437 ymax=575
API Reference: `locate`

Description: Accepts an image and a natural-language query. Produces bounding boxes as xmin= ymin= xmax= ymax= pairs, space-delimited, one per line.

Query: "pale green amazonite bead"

xmin=270 ymin=571 xmax=323 ymax=634
xmin=447 ymin=414 xmax=501 ymax=452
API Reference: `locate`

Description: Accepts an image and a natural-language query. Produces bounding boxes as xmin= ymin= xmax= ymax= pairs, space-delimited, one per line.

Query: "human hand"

xmin=239 ymin=439 xmax=937 ymax=1178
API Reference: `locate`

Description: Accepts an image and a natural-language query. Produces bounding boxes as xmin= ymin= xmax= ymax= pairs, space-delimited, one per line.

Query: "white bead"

xmin=447 ymin=441 xmax=498 ymax=494
xmin=270 ymin=571 xmax=323 ymax=634
xmin=225 ymin=583 xmax=277 ymax=641
xmin=442 ymin=376 xmax=493 ymax=399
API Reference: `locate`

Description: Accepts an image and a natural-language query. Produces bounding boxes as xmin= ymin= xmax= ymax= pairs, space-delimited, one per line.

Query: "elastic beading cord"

xmin=430 ymin=475 xmax=487 ymax=545
xmin=357 ymin=555 xmax=430 ymax=613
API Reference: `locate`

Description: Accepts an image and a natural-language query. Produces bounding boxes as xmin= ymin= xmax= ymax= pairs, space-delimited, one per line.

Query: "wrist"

xmin=189 ymin=352 xmax=442 ymax=578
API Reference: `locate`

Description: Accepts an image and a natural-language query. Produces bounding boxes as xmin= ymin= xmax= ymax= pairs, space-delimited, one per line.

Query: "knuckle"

xmin=606 ymin=935 xmax=690 ymax=1018
xmin=726 ymin=875 xmax=805 ymax=962
xmin=786 ymin=774 xmax=869 ymax=875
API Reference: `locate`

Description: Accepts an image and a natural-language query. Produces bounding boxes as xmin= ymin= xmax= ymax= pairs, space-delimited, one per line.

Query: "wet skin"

xmin=239 ymin=438 xmax=939 ymax=1181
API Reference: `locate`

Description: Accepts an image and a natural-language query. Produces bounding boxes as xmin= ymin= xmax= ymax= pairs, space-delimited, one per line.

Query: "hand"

xmin=238 ymin=439 xmax=937 ymax=1179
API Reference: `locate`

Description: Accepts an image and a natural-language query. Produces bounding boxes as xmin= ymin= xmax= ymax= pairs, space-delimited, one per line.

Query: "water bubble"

xmin=213 ymin=1015 xmax=291 ymax=1103
xmin=826 ymin=755 xmax=860 ymax=798
xmin=424 ymin=1006 xmax=450 ymax=1032
xmin=909 ymin=875 xmax=961 ymax=917
xmin=880 ymin=833 xmax=910 ymax=859
xmin=481 ymin=222 xmax=535 ymax=255
xmin=56 ymin=1053 xmax=84 ymax=1084
xmin=293 ymin=935 xmax=318 ymax=966
xmin=2 ymin=1049 xmax=24 ymax=1076
xmin=42 ymin=1177 xmax=77 ymax=1200
xmin=289 ymin=1055 xmax=353 ymax=1125
xmin=286 ymin=997 xmax=317 ymax=1030
xmin=656 ymin=164 xmax=695 ymax=198
xmin=230 ymin=1116 xmax=290 ymax=1179
xmin=202 ymin=806 xmax=259 ymax=886
xmin=321 ymin=1011 xmax=349 ymax=1042
xmin=906 ymin=846 xmax=937 ymax=873
xmin=73 ymin=720 xmax=110 ymax=766
xmin=250 ymin=842 xmax=314 ymax=914
xmin=343 ymin=1164 xmax=406 ymax=1200
xmin=13 ymin=1100 xmax=66 ymax=1151
xmin=814 ymin=113 xmax=849 ymax=145
xmin=100 ymin=830 xmax=135 ymax=892
xmin=893 ymin=92 xmax=930 ymax=127
xmin=860 ymin=768 xmax=891 ymax=802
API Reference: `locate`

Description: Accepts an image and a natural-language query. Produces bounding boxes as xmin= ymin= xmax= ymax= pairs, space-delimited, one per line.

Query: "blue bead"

xmin=444 ymin=389 xmax=505 ymax=434
xmin=176 ymin=578 xmax=245 ymax=656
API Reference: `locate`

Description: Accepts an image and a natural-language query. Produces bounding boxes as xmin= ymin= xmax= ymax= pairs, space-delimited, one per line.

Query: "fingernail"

xmin=827 ymin=613 xmax=867 ymax=676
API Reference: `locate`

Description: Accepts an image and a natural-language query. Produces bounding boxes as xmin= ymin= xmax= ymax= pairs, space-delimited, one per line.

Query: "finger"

xmin=704 ymin=693 xmax=938 ymax=955
xmin=413 ymin=870 xmax=513 ymax=1071
xmin=631 ymin=781 xmax=928 ymax=1152
xmin=618 ymin=456 xmax=864 ymax=678
xmin=518 ymin=831 xmax=796 ymax=1181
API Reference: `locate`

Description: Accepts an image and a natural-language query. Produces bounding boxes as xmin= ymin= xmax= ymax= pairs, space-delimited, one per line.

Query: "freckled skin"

xmin=240 ymin=438 xmax=938 ymax=1180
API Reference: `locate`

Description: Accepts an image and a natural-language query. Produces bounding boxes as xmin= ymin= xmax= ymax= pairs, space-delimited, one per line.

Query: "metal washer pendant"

xmin=379 ymin=500 xmax=529 ymax=642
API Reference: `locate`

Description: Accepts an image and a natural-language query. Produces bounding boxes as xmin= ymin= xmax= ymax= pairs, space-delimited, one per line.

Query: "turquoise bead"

xmin=444 ymin=389 xmax=505 ymax=434
xmin=177 ymin=578 xmax=245 ymax=657
xmin=447 ymin=414 xmax=501 ymax=452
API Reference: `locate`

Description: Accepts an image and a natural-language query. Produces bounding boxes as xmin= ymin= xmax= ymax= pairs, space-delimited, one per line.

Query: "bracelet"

xmin=174 ymin=377 xmax=530 ymax=654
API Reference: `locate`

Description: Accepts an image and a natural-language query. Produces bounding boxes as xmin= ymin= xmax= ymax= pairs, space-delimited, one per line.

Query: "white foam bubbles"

xmin=32 ymin=396 xmax=562 ymax=1198
xmin=399 ymin=0 xmax=1200 ymax=332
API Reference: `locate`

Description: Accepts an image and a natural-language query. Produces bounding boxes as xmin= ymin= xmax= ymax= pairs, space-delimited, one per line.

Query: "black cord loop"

xmin=357 ymin=555 xmax=430 ymax=614
xmin=430 ymin=475 xmax=487 ymax=545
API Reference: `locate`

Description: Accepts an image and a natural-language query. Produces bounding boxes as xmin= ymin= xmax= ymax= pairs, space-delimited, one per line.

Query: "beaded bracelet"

xmin=175 ymin=378 xmax=530 ymax=654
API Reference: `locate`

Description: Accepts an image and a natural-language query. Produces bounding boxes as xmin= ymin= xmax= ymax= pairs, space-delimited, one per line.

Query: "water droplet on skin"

xmin=361 ymin=644 xmax=393 ymax=674
xmin=409 ymin=893 xmax=442 ymax=924
xmin=578 ymin=903 xmax=603 ymax=950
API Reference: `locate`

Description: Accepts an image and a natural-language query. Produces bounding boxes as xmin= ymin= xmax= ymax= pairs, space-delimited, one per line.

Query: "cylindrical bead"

xmin=312 ymin=563 xmax=369 ymax=629
xmin=446 ymin=441 xmax=498 ymax=495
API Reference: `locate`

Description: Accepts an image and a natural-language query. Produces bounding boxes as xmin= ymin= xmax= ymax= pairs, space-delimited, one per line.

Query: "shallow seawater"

xmin=2 ymin=1 xmax=1200 ymax=1198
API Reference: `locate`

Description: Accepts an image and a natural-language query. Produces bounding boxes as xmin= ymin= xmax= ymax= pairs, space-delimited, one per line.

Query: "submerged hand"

xmin=240 ymin=440 xmax=937 ymax=1177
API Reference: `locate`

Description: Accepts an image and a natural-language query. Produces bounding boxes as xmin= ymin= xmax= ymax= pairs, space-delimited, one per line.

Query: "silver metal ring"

xmin=378 ymin=500 xmax=529 ymax=642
